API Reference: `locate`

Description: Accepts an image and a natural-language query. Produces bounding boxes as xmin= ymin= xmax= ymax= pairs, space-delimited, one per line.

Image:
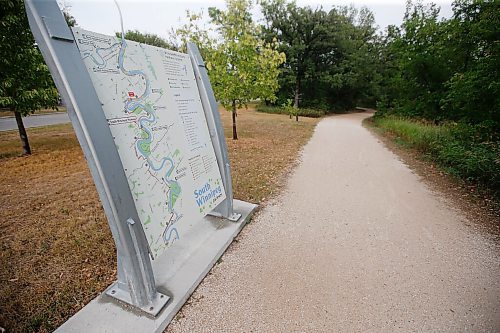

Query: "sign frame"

xmin=25 ymin=0 xmax=250 ymax=322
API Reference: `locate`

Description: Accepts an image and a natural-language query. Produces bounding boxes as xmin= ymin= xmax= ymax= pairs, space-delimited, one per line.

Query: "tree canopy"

xmin=377 ymin=0 xmax=499 ymax=126
xmin=0 ymin=0 xmax=59 ymax=154
xmin=261 ymin=0 xmax=379 ymax=110
xmin=175 ymin=0 xmax=285 ymax=139
xmin=207 ymin=0 xmax=285 ymax=139
xmin=115 ymin=30 xmax=177 ymax=50
xmin=3 ymin=0 xmax=497 ymax=150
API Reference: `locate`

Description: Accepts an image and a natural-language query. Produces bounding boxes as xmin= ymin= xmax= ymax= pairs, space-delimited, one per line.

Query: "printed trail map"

xmin=73 ymin=28 xmax=226 ymax=258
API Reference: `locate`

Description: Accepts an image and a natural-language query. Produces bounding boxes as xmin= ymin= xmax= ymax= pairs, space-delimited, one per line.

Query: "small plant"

xmin=281 ymin=99 xmax=298 ymax=121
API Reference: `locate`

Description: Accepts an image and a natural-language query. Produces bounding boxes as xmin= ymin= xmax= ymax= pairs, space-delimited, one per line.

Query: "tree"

xmin=261 ymin=0 xmax=329 ymax=109
xmin=330 ymin=5 xmax=380 ymax=109
xmin=261 ymin=0 xmax=379 ymax=111
xmin=115 ymin=30 xmax=176 ymax=50
xmin=376 ymin=1 xmax=445 ymax=118
xmin=63 ymin=11 xmax=76 ymax=27
xmin=0 ymin=0 xmax=59 ymax=155
xmin=398 ymin=1 xmax=449 ymax=119
xmin=441 ymin=0 xmax=500 ymax=125
xmin=377 ymin=0 xmax=499 ymax=126
xmin=57 ymin=1 xmax=77 ymax=27
xmin=58 ymin=1 xmax=76 ymax=27
xmin=206 ymin=0 xmax=285 ymax=139
xmin=171 ymin=10 xmax=213 ymax=54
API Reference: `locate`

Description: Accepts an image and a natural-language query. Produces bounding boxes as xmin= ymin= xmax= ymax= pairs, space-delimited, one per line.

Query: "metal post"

xmin=187 ymin=42 xmax=241 ymax=222
xmin=24 ymin=0 xmax=168 ymax=316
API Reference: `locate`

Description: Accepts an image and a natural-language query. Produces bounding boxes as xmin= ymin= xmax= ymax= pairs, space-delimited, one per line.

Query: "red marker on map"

xmin=128 ymin=91 xmax=135 ymax=98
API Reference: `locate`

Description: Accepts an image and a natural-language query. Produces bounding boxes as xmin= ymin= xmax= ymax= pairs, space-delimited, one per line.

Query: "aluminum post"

xmin=187 ymin=42 xmax=241 ymax=221
xmin=24 ymin=0 xmax=168 ymax=316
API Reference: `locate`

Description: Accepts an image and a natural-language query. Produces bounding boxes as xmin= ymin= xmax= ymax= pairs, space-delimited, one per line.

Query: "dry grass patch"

xmin=0 ymin=108 xmax=319 ymax=332
xmin=220 ymin=107 xmax=319 ymax=203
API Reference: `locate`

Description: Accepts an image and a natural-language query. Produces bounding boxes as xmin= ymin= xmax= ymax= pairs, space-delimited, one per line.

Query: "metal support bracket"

xmin=105 ymin=283 xmax=169 ymax=317
xmin=227 ymin=213 xmax=242 ymax=222
xmin=25 ymin=0 xmax=166 ymax=317
xmin=103 ymin=218 xmax=170 ymax=316
xmin=25 ymin=1 xmax=249 ymax=328
xmin=187 ymin=43 xmax=238 ymax=221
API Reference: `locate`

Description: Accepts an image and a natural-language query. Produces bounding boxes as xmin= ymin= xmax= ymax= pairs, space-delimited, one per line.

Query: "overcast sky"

xmin=66 ymin=0 xmax=454 ymax=39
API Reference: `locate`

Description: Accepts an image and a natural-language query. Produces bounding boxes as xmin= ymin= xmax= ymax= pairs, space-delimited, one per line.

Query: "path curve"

xmin=168 ymin=112 xmax=499 ymax=332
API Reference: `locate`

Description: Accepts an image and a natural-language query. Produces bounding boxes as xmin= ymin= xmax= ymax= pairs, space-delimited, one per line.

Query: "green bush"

xmin=255 ymin=105 xmax=283 ymax=115
xmin=372 ymin=116 xmax=500 ymax=197
xmin=256 ymin=105 xmax=325 ymax=118
xmin=297 ymin=108 xmax=325 ymax=118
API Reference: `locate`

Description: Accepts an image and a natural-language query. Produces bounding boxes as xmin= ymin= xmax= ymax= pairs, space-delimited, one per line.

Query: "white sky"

xmin=65 ymin=0 xmax=454 ymax=39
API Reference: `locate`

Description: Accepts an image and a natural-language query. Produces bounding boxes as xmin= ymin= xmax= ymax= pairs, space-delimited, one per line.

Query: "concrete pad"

xmin=55 ymin=199 xmax=257 ymax=333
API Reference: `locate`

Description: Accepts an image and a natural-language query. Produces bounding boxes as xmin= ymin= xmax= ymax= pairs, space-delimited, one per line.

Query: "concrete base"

xmin=56 ymin=199 xmax=257 ymax=333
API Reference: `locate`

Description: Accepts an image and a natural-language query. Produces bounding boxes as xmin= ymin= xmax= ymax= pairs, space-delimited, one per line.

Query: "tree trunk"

xmin=293 ymin=77 xmax=300 ymax=109
xmin=232 ymin=100 xmax=238 ymax=140
xmin=294 ymin=77 xmax=300 ymax=122
xmin=14 ymin=110 xmax=31 ymax=155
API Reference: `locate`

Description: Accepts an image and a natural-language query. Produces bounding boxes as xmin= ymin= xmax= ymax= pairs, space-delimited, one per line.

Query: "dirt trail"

xmin=167 ymin=112 xmax=499 ymax=332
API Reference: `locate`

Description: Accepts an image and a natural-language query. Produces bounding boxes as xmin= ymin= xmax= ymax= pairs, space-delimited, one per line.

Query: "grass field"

xmin=0 ymin=107 xmax=319 ymax=332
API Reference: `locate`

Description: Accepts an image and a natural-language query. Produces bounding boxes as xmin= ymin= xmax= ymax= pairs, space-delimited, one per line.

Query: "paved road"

xmin=0 ymin=113 xmax=70 ymax=132
xmin=167 ymin=113 xmax=499 ymax=332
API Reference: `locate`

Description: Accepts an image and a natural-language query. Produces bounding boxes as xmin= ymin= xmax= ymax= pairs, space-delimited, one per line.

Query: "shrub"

xmin=372 ymin=116 xmax=500 ymax=197
xmin=256 ymin=104 xmax=325 ymax=118
xmin=255 ymin=105 xmax=283 ymax=115
xmin=297 ymin=108 xmax=325 ymax=118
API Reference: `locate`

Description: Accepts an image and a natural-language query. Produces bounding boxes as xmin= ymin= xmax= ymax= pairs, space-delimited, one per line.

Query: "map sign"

xmin=73 ymin=28 xmax=226 ymax=258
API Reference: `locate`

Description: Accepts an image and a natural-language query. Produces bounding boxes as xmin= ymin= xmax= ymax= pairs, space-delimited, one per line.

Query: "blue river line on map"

xmin=84 ymin=33 xmax=182 ymax=246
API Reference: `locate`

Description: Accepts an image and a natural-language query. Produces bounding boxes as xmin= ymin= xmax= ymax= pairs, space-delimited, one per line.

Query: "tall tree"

xmin=441 ymin=0 xmax=500 ymax=124
xmin=377 ymin=0 xmax=499 ymax=126
xmin=207 ymin=0 xmax=285 ymax=139
xmin=331 ymin=6 xmax=380 ymax=108
xmin=261 ymin=0 xmax=329 ymax=108
xmin=0 ymin=0 xmax=59 ymax=155
xmin=171 ymin=10 xmax=213 ymax=54
xmin=261 ymin=0 xmax=379 ymax=111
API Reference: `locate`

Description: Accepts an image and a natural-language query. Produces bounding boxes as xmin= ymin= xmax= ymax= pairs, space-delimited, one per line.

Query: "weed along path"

xmin=167 ymin=112 xmax=499 ymax=332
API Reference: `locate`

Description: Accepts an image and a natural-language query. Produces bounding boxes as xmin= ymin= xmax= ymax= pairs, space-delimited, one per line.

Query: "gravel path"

xmin=167 ymin=112 xmax=499 ymax=332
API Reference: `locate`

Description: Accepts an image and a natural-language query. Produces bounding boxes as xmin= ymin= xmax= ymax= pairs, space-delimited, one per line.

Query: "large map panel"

xmin=73 ymin=28 xmax=226 ymax=258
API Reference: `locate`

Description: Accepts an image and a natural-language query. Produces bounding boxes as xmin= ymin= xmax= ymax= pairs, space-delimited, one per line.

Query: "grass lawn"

xmin=0 ymin=107 xmax=319 ymax=332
